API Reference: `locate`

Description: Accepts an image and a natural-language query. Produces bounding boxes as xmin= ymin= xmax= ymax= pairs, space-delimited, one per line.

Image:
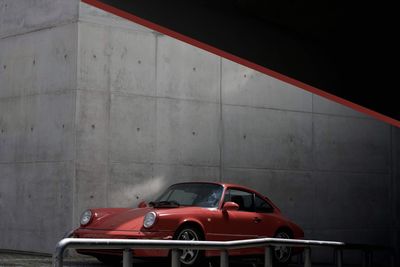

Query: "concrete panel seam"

xmin=78 ymin=18 xmax=158 ymax=35
xmin=0 ymin=160 xmax=74 ymax=165
xmin=75 ymin=88 xmax=220 ymax=105
xmin=311 ymin=94 xmax=315 ymax=168
xmin=72 ymin=17 xmax=81 ymax=230
xmin=0 ymin=20 xmax=78 ymax=41
xmin=224 ymin=166 xmax=390 ymax=175
xmin=223 ymin=102 xmax=378 ymax=121
xmin=389 ymin=126 xmax=396 ymax=249
xmin=105 ymin=30 xmax=112 ymax=207
xmin=108 ymin=161 xmax=220 ymax=168
xmin=0 ymin=89 xmax=75 ymax=101
xmin=154 ymin=33 xmax=159 ymax=171
xmin=312 ymin=111 xmax=376 ymax=121
xmin=219 ymin=57 xmax=224 ymax=182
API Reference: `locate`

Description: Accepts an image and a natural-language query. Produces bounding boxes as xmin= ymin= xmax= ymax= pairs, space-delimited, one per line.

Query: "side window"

xmin=223 ymin=190 xmax=230 ymax=203
xmin=254 ymin=195 xmax=273 ymax=213
xmin=225 ymin=189 xmax=253 ymax=212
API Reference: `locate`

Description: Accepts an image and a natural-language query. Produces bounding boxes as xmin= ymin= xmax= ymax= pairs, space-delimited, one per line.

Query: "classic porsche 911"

xmin=72 ymin=182 xmax=304 ymax=266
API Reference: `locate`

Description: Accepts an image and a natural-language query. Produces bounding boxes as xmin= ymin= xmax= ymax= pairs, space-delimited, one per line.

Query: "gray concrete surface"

xmin=0 ymin=1 xmax=398 ymax=266
xmin=0 ymin=250 xmax=259 ymax=267
xmin=0 ymin=250 xmax=393 ymax=267
xmin=0 ymin=0 xmax=78 ymax=39
xmin=0 ymin=15 xmax=77 ymax=252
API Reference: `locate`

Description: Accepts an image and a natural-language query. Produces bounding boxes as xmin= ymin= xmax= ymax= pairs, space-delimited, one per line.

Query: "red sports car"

xmin=72 ymin=182 xmax=304 ymax=266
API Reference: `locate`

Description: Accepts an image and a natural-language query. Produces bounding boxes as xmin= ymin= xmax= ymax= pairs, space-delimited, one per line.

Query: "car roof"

xmin=170 ymin=181 xmax=281 ymax=212
xmin=171 ymin=181 xmax=257 ymax=192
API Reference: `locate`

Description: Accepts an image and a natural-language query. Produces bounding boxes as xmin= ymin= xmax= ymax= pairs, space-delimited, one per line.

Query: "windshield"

xmin=153 ymin=183 xmax=223 ymax=208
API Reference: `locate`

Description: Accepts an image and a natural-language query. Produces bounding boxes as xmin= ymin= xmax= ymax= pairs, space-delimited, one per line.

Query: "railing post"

xmin=390 ymin=252 xmax=395 ymax=267
xmin=53 ymin=242 xmax=66 ymax=267
xmin=264 ymin=246 xmax=273 ymax=267
xmin=304 ymin=247 xmax=312 ymax=267
xmin=53 ymin=252 xmax=63 ymax=267
xmin=362 ymin=250 xmax=371 ymax=267
xmin=335 ymin=248 xmax=343 ymax=267
xmin=171 ymin=249 xmax=181 ymax=267
xmin=220 ymin=250 xmax=229 ymax=267
xmin=123 ymin=248 xmax=132 ymax=267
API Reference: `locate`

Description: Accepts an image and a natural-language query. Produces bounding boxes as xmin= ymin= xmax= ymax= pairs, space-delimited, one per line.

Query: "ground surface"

xmin=0 ymin=251 xmax=264 ymax=267
xmin=0 ymin=250 xmax=379 ymax=267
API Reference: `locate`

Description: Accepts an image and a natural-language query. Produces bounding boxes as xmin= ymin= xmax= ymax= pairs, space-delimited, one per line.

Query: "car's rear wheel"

xmin=95 ymin=255 xmax=122 ymax=266
xmin=273 ymin=230 xmax=292 ymax=266
xmin=174 ymin=226 xmax=205 ymax=266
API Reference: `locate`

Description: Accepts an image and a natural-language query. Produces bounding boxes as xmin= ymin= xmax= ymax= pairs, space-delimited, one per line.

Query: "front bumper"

xmin=73 ymin=228 xmax=174 ymax=257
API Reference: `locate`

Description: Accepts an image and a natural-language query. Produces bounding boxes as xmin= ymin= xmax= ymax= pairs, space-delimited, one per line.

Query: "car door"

xmin=206 ymin=188 xmax=266 ymax=256
xmin=253 ymin=194 xmax=281 ymax=238
xmin=216 ymin=188 xmax=260 ymax=240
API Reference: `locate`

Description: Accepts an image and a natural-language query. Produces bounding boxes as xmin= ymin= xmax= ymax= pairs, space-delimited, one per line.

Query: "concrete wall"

xmin=75 ymin=3 xmax=397 ymax=263
xmin=74 ymin=3 xmax=223 ymax=224
xmin=393 ymin=126 xmax=400 ymax=262
xmin=0 ymin=1 xmax=398 ymax=264
xmin=0 ymin=0 xmax=79 ymax=252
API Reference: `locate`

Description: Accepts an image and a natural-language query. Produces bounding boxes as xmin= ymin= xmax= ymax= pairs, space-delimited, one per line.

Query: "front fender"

xmin=176 ymin=218 xmax=206 ymax=236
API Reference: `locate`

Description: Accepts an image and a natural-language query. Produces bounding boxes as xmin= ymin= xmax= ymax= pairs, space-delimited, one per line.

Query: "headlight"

xmin=143 ymin=211 xmax=157 ymax=228
xmin=80 ymin=210 xmax=93 ymax=226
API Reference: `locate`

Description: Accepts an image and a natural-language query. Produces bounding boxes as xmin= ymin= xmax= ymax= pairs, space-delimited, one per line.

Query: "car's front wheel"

xmin=174 ymin=226 xmax=205 ymax=266
xmin=273 ymin=230 xmax=292 ymax=266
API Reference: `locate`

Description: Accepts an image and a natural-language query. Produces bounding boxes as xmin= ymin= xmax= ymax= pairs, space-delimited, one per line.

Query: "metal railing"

xmin=54 ymin=238 xmax=397 ymax=267
xmin=53 ymin=237 xmax=352 ymax=267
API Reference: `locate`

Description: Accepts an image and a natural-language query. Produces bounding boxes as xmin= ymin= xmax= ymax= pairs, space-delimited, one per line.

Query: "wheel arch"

xmin=274 ymin=226 xmax=294 ymax=238
xmin=174 ymin=220 xmax=206 ymax=239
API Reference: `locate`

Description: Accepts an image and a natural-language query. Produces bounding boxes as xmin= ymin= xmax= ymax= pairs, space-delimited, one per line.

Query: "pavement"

xmin=0 ymin=250 xmax=382 ymax=267
xmin=0 ymin=250 xmax=266 ymax=267
xmin=0 ymin=250 xmax=101 ymax=267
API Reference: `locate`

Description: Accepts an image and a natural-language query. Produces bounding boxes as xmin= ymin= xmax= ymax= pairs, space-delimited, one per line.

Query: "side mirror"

xmin=222 ymin=201 xmax=239 ymax=212
xmin=138 ymin=201 xmax=147 ymax=208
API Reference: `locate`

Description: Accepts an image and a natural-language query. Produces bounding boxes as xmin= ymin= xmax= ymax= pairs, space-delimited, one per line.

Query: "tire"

xmin=173 ymin=226 xmax=205 ymax=266
xmin=95 ymin=255 xmax=122 ymax=266
xmin=273 ymin=230 xmax=292 ymax=266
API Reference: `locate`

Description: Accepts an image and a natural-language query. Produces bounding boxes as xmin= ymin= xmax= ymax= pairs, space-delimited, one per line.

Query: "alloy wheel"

xmin=177 ymin=228 xmax=200 ymax=265
xmin=274 ymin=231 xmax=292 ymax=263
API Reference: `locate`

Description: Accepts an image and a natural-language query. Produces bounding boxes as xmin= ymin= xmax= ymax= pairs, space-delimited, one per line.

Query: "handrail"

xmin=53 ymin=237 xmax=393 ymax=267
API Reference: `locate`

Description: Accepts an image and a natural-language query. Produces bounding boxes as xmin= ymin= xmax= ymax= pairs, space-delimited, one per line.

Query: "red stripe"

xmin=82 ymin=0 xmax=400 ymax=128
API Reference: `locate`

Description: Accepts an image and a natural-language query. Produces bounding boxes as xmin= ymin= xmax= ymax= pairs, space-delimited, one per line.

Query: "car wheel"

xmin=174 ymin=226 xmax=205 ymax=266
xmin=95 ymin=255 xmax=122 ymax=266
xmin=273 ymin=230 xmax=292 ymax=266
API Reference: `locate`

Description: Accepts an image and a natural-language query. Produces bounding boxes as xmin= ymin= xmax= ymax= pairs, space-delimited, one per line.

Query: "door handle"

xmin=253 ymin=217 xmax=262 ymax=223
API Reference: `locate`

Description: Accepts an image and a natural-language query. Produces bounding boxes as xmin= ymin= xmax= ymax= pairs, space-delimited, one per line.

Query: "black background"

xmin=95 ymin=0 xmax=399 ymax=123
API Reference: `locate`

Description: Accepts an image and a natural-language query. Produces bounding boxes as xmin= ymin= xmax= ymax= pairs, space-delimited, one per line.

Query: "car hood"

xmin=84 ymin=206 xmax=204 ymax=231
xmin=85 ymin=207 xmax=153 ymax=231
